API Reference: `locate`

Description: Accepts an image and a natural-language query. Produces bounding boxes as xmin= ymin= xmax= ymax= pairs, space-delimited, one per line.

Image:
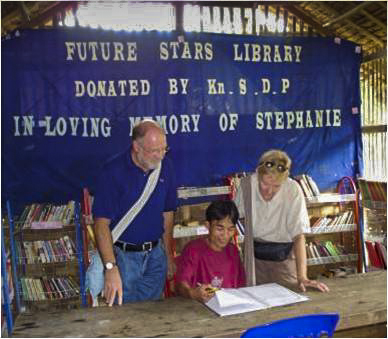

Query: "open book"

xmin=205 ymin=283 xmax=309 ymax=317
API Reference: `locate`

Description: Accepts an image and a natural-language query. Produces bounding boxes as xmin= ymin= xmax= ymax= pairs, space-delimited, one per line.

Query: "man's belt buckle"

xmin=142 ymin=241 xmax=153 ymax=251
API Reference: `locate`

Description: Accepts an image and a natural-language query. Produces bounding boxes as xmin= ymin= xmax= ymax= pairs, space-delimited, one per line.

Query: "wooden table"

xmin=12 ymin=271 xmax=386 ymax=338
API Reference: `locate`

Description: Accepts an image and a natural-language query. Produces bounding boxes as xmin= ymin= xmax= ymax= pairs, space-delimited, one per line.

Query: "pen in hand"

xmin=197 ymin=283 xmax=220 ymax=294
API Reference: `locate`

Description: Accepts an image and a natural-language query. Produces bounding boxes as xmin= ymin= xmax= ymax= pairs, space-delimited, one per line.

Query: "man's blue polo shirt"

xmin=92 ymin=148 xmax=177 ymax=244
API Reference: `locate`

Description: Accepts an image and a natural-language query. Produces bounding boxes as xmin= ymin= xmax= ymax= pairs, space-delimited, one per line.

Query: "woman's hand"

xmin=298 ymin=277 xmax=329 ymax=292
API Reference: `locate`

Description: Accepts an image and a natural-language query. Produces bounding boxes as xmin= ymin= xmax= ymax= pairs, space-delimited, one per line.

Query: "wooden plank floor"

xmin=11 ymin=271 xmax=387 ymax=338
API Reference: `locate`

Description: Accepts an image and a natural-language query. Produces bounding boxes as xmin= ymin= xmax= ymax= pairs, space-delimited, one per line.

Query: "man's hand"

xmin=167 ymin=254 xmax=176 ymax=280
xmin=298 ymin=277 xmax=329 ymax=293
xmin=104 ymin=267 xmax=123 ymax=306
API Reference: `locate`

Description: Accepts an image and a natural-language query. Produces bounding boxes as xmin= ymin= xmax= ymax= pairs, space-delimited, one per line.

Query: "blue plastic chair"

xmin=241 ymin=313 xmax=340 ymax=338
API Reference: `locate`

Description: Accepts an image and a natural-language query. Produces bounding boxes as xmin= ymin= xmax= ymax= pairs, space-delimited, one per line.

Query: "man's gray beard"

xmin=147 ymin=160 xmax=161 ymax=170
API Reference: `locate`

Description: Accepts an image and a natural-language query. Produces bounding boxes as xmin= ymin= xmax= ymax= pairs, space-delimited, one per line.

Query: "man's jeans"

xmin=85 ymin=241 xmax=167 ymax=304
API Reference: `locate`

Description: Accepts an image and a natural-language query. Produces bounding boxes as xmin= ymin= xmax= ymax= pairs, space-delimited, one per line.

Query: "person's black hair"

xmin=205 ymin=200 xmax=239 ymax=225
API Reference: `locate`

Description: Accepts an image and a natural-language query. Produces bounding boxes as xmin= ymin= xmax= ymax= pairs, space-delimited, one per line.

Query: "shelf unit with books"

xmin=7 ymin=200 xmax=87 ymax=313
xmin=358 ymin=179 xmax=387 ymax=272
xmin=303 ymin=177 xmax=361 ymax=278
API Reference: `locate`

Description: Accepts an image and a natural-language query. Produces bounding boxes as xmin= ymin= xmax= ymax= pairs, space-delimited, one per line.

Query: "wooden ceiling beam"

xmin=377 ymin=2 xmax=387 ymax=10
xmin=282 ymin=4 xmax=334 ymax=36
xmin=323 ymin=1 xmax=371 ymax=27
xmin=360 ymin=8 xmax=387 ymax=32
xmin=363 ymin=48 xmax=387 ymax=63
xmin=18 ymin=2 xmax=31 ymax=23
xmin=317 ymin=2 xmax=385 ymax=47
xmin=20 ymin=1 xmax=77 ymax=29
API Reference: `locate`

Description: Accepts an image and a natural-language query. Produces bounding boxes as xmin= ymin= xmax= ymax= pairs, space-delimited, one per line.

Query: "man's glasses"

xmin=139 ymin=144 xmax=170 ymax=155
xmin=259 ymin=161 xmax=288 ymax=173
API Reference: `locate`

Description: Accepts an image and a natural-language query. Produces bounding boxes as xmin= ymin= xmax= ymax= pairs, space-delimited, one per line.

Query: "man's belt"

xmin=115 ymin=240 xmax=159 ymax=252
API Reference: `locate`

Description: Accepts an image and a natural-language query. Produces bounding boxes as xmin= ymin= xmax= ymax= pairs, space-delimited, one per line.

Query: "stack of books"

xmin=17 ymin=201 xmax=76 ymax=229
xmin=294 ymin=175 xmax=320 ymax=197
xmin=19 ymin=276 xmax=79 ymax=301
xmin=15 ymin=236 xmax=76 ymax=264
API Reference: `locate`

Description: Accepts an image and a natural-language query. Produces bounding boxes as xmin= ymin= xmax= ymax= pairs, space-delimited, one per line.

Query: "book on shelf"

xmin=375 ymin=242 xmax=387 ymax=269
xmin=34 ymin=278 xmax=46 ymax=301
xmin=40 ymin=278 xmax=52 ymax=300
xmin=359 ymin=179 xmax=387 ymax=203
xmin=306 ymin=241 xmax=350 ymax=260
xmin=311 ymin=242 xmax=321 ymax=258
xmin=306 ymin=175 xmax=320 ymax=196
xmin=365 ymin=241 xmax=384 ymax=269
xmin=63 ymin=235 xmax=75 ymax=259
xmin=20 ymin=278 xmax=30 ymax=301
xmin=205 ymin=283 xmax=309 ymax=317
xmin=325 ymin=241 xmax=339 ymax=257
xmin=294 ymin=176 xmax=312 ymax=197
xmin=365 ymin=241 xmax=386 ymax=269
xmin=294 ymin=175 xmax=320 ymax=197
xmin=67 ymin=276 xmax=80 ymax=295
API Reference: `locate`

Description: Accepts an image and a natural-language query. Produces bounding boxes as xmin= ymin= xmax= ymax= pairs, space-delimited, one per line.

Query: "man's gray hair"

xmin=132 ymin=119 xmax=164 ymax=142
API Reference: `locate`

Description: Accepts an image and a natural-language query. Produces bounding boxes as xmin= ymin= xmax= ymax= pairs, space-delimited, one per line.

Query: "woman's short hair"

xmin=256 ymin=149 xmax=291 ymax=183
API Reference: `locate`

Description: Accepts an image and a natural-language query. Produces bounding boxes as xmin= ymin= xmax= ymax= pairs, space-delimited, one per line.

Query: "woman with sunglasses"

xmin=235 ymin=149 xmax=329 ymax=293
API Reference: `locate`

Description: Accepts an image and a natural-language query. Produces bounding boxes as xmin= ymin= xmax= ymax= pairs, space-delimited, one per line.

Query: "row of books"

xmin=311 ymin=211 xmax=354 ymax=228
xmin=294 ymin=174 xmax=320 ymax=197
xmin=16 ymin=201 xmax=76 ymax=229
xmin=359 ymin=179 xmax=387 ymax=202
xmin=15 ymin=236 xmax=76 ymax=264
xmin=306 ymin=241 xmax=349 ymax=259
xmin=365 ymin=241 xmax=386 ymax=269
xmin=20 ymin=276 xmax=79 ymax=301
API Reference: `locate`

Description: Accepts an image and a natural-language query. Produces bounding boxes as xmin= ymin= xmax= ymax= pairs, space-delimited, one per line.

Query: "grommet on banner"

xmin=355 ymin=46 xmax=361 ymax=54
xmin=352 ymin=107 xmax=359 ymax=115
xmin=177 ymin=35 xmax=185 ymax=43
xmin=334 ymin=37 xmax=341 ymax=44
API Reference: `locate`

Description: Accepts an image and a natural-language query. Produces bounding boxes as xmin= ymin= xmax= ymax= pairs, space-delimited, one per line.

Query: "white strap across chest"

xmin=111 ymin=162 xmax=162 ymax=243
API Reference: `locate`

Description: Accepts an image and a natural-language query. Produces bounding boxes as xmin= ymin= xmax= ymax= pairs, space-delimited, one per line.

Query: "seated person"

xmin=176 ymin=200 xmax=246 ymax=303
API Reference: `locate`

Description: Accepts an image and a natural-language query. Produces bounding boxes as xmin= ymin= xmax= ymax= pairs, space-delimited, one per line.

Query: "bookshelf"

xmin=6 ymin=200 xmax=87 ymax=313
xmin=304 ymin=177 xmax=361 ymax=278
xmin=358 ymin=179 xmax=387 ymax=271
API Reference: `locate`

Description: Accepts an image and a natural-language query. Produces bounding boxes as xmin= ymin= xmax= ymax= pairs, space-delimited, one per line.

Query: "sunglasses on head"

xmin=260 ymin=161 xmax=288 ymax=173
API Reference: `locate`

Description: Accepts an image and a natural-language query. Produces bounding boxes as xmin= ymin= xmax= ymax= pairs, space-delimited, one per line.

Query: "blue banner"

xmin=2 ymin=28 xmax=362 ymax=205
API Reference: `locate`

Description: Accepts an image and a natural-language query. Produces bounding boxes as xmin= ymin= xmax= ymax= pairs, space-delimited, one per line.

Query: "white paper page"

xmin=242 ymin=283 xmax=309 ymax=307
xmin=205 ymin=289 xmax=267 ymax=317
xmin=215 ymin=289 xmax=256 ymax=308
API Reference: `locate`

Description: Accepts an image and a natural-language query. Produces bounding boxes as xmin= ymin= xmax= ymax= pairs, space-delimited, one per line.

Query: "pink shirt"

xmin=176 ymin=237 xmax=246 ymax=288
